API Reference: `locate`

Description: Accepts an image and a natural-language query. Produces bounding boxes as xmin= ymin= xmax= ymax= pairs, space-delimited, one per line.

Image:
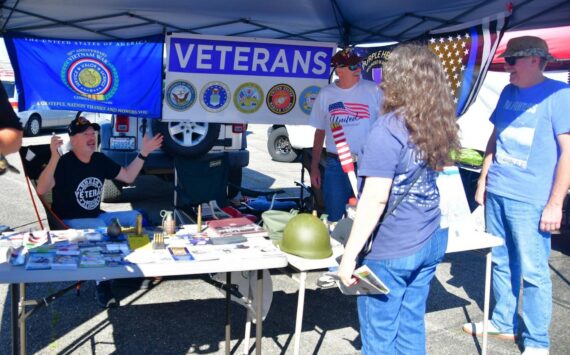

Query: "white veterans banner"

xmin=163 ymin=33 xmax=336 ymax=124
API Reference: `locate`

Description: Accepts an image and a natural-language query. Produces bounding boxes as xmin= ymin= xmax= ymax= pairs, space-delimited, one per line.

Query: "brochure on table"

xmin=0 ymin=226 xmax=284 ymax=271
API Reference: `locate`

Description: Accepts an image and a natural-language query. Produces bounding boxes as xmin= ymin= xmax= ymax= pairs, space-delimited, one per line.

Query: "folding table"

xmin=0 ymin=237 xmax=288 ymax=355
xmin=283 ymin=231 xmax=502 ymax=355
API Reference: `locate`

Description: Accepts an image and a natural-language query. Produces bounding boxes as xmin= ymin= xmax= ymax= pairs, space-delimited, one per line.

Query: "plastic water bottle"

xmin=345 ymin=197 xmax=357 ymax=219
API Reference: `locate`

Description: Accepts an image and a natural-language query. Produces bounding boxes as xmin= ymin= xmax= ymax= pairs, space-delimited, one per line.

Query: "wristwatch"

xmin=137 ymin=152 xmax=148 ymax=161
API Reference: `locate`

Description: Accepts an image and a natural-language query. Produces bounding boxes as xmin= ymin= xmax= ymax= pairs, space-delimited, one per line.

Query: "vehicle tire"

xmin=24 ymin=114 xmax=42 ymax=137
xmin=267 ymin=126 xmax=298 ymax=162
xmin=102 ymin=180 xmax=124 ymax=203
xmin=154 ymin=120 xmax=221 ymax=157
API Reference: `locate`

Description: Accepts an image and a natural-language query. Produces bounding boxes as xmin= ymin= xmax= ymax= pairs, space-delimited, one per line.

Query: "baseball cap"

xmin=498 ymin=36 xmax=556 ymax=61
xmin=331 ymin=48 xmax=362 ymax=67
xmin=68 ymin=116 xmax=100 ymax=136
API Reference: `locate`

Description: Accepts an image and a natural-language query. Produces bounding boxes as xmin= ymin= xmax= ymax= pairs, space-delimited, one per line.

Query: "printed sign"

xmin=164 ymin=33 xmax=335 ymax=124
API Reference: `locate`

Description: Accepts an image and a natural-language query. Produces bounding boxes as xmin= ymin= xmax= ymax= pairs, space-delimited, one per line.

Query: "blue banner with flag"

xmin=359 ymin=13 xmax=507 ymax=117
xmin=4 ymin=35 xmax=163 ymax=117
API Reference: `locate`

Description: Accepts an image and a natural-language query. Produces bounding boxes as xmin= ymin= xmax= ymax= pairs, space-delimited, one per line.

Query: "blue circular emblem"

xmin=200 ymin=81 xmax=230 ymax=113
xmin=299 ymin=86 xmax=321 ymax=115
xmin=61 ymin=50 xmax=119 ymax=101
xmin=166 ymin=80 xmax=197 ymax=111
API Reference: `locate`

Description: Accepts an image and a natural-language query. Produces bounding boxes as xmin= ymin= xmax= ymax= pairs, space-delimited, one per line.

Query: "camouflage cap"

xmin=331 ymin=48 xmax=362 ymax=67
xmin=498 ymin=36 xmax=556 ymax=61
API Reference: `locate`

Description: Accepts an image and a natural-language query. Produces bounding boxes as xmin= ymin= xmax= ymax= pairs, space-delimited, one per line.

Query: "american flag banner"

xmin=331 ymin=123 xmax=355 ymax=173
xmin=360 ymin=13 xmax=507 ymax=117
xmin=330 ymin=123 xmax=359 ymax=197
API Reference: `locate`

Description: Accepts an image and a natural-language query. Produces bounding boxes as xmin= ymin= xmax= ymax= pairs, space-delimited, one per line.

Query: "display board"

xmin=163 ymin=34 xmax=336 ymax=124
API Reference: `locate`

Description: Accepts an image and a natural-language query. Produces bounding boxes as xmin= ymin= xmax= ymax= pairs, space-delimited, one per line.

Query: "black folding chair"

xmin=17 ymin=144 xmax=85 ymax=304
xmin=18 ymin=144 xmax=68 ymax=230
xmin=173 ymin=152 xmax=293 ymax=224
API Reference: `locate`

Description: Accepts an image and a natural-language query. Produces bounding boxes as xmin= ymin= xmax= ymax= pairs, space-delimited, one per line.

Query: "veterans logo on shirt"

xmin=75 ymin=177 xmax=103 ymax=210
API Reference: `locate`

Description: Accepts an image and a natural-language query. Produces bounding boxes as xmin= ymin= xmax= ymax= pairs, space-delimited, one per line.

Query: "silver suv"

xmin=100 ymin=115 xmax=249 ymax=202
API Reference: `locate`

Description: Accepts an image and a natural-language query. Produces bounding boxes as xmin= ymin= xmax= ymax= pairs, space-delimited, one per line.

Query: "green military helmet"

xmin=280 ymin=213 xmax=332 ymax=259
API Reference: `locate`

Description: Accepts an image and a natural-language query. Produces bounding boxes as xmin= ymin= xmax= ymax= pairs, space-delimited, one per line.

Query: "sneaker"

xmin=95 ymin=281 xmax=119 ymax=308
xmin=317 ymin=274 xmax=336 ymax=288
xmin=522 ymin=348 xmax=549 ymax=355
xmin=462 ymin=321 xmax=516 ymax=340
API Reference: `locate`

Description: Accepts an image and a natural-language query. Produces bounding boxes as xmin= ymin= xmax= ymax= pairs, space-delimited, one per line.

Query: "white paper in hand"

xmin=329 ymin=265 xmax=390 ymax=295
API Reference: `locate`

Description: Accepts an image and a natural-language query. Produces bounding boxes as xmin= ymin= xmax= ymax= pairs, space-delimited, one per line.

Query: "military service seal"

xmin=61 ymin=50 xmax=119 ymax=101
xmin=234 ymin=82 xmax=264 ymax=114
xmin=299 ymin=85 xmax=321 ymax=115
xmin=200 ymin=81 xmax=230 ymax=113
xmin=266 ymin=83 xmax=296 ymax=115
xmin=166 ymin=80 xmax=197 ymax=111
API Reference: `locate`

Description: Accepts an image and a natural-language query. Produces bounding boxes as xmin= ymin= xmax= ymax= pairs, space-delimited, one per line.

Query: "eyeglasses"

xmin=337 ymin=64 xmax=362 ymax=71
xmin=504 ymin=57 xmax=523 ymax=66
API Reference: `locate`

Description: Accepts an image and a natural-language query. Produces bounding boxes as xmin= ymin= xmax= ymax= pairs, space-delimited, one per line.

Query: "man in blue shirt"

xmin=463 ymin=36 xmax=570 ymax=355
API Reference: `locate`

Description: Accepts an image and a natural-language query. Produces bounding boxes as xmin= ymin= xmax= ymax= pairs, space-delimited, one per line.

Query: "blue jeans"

xmin=357 ymin=227 xmax=448 ymax=355
xmin=64 ymin=210 xmax=140 ymax=229
xmin=486 ymin=192 xmax=551 ymax=349
xmin=323 ymin=156 xmax=354 ymax=222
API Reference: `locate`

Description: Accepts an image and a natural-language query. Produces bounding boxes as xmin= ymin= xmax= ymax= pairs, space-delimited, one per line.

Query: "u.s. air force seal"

xmin=234 ymin=82 xmax=263 ymax=114
xmin=299 ymin=86 xmax=321 ymax=115
xmin=200 ymin=81 xmax=230 ymax=113
xmin=166 ymin=80 xmax=197 ymax=111
xmin=61 ymin=49 xmax=119 ymax=101
xmin=266 ymin=83 xmax=296 ymax=115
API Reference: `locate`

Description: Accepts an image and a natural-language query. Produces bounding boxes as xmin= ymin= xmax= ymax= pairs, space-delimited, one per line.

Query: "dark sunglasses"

xmin=337 ymin=64 xmax=362 ymax=71
xmin=504 ymin=57 xmax=523 ymax=65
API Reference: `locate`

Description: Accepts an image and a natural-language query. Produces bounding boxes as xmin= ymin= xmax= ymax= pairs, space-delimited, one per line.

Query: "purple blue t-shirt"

xmin=487 ymin=78 xmax=570 ymax=204
xmin=358 ymin=113 xmax=441 ymax=260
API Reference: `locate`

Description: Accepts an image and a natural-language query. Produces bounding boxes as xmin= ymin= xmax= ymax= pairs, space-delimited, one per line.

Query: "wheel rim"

xmin=30 ymin=118 xmax=40 ymax=135
xmin=274 ymin=136 xmax=292 ymax=155
xmin=167 ymin=122 xmax=208 ymax=147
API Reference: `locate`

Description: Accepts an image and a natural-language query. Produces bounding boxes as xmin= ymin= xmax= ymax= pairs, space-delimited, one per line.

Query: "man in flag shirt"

xmin=309 ymin=48 xmax=383 ymax=223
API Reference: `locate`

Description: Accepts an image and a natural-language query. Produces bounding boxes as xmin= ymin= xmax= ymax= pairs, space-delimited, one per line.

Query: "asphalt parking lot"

xmin=0 ymin=124 xmax=569 ymax=354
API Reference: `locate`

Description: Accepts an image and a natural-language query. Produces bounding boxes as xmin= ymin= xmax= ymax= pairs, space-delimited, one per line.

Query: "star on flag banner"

xmin=360 ymin=12 xmax=507 ymax=117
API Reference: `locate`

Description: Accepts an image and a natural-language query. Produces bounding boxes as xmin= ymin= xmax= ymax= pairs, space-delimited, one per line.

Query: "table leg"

xmin=242 ymin=271 xmax=252 ymax=355
xmin=482 ymin=250 xmax=492 ymax=355
xmin=19 ymin=283 xmax=26 ymax=355
xmin=243 ymin=313 xmax=252 ymax=354
xmin=293 ymin=271 xmax=307 ymax=355
xmin=10 ymin=283 xmax=20 ymax=355
xmin=225 ymin=272 xmax=231 ymax=355
xmin=255 ymin=270 xmax=263 ymax=355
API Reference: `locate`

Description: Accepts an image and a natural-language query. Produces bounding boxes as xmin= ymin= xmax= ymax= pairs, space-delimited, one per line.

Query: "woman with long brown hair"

xmin=338 ymin=43 xmax=460 ymax=354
